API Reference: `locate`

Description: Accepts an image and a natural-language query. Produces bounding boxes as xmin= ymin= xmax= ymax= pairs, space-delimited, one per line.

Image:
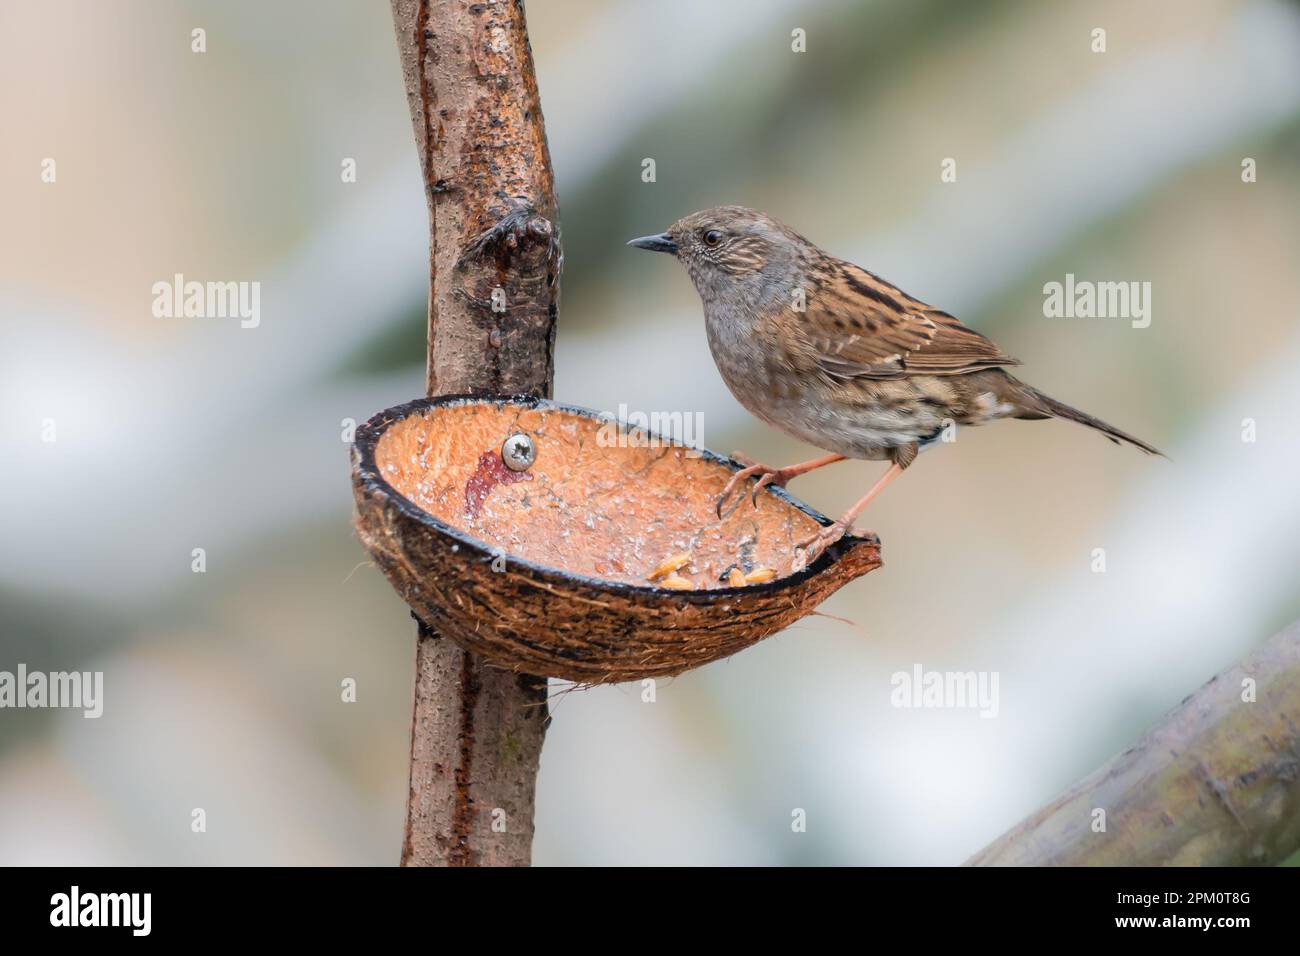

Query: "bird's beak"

xmin=627 ymin=232 xmax=678 ymax=255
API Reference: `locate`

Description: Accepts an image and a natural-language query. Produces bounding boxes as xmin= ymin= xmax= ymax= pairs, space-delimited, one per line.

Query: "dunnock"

xmin=629 ymin=206 xmax=1162 ymax=565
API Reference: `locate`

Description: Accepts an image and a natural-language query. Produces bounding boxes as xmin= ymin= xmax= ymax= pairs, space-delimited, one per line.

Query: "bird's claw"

xmin=750 ymin=470 xmax=782 ymax=507
xmin=715 ymin=453 xmax=790 ymax=520
xmin=792 ymin=522 xmax=850 ymax=571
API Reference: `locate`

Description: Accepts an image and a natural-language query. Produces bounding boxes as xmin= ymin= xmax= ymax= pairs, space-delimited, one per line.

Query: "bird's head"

xmin=628 ymin=206 xmax=802 ymax=304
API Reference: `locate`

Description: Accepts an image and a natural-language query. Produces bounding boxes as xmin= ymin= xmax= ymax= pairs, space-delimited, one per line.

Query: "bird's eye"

xmin=703 ymin=229 xmax=724 ymax=247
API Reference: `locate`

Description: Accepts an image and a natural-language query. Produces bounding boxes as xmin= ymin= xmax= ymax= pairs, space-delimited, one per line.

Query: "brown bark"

xmin=389 ymin=0 xmax=561 ymax=866
xmin=967 ymin=620 xmax=1300 ymax=866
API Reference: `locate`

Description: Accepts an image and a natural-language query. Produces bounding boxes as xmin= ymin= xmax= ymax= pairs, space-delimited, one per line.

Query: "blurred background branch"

xmin=969 ymin=619 xmax=1300 ymax=865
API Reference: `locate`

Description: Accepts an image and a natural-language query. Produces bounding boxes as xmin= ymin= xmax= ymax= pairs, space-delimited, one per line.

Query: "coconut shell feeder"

xmin=352 ymin=395 xmax=881 ymax=684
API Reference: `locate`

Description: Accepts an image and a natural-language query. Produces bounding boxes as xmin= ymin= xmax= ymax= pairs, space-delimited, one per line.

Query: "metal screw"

xmin=501 ymin=433 xmax=536 ymax=472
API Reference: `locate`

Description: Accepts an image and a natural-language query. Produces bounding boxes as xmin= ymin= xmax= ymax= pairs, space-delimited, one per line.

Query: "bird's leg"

xmin=716 ymin=452 xmax=847 ymax=519
xmin=750 ymin=453 xmax=848 ymax=504
xmin=794 ymin=462 xmax=904 ymax=567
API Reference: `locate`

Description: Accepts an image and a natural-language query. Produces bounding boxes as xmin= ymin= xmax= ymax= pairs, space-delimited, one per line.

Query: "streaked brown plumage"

xmin=629 ymin=206 xmax=1162 ymax=565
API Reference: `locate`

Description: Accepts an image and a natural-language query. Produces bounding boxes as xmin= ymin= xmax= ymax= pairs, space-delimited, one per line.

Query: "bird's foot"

xmin=792 ymin=522 xmax=851 ymax=571
xmin=716 ymin=454 xmax=799 ymax=519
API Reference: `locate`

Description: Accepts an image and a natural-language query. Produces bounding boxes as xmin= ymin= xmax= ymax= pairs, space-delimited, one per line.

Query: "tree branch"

xmin=389 ymin=0 xmax=560 ymax=867
xmin=967 ymin=620 xmax=1300 ymax=866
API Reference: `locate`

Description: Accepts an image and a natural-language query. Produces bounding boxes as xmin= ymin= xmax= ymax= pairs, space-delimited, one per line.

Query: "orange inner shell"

xmin=373 ymin=404 xmax=825 ymax=589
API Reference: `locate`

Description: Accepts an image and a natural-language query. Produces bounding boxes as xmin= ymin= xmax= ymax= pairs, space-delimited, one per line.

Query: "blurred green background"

xmin=2 ymin=0 xmax=1299 ymax=864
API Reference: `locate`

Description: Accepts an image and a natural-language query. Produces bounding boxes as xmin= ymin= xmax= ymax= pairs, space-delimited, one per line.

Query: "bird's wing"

xmin=800 ymin=259 xmax=1020 ymax=379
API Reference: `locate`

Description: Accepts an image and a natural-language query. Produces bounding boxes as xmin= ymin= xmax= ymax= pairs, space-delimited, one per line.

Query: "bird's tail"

xmin=1007 ymin=378 xmax=1164 ymax=457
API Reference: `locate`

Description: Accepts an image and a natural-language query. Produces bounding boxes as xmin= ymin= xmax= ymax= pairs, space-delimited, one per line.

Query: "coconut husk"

xmin=351 ymin=395 xmax=881 ymax=683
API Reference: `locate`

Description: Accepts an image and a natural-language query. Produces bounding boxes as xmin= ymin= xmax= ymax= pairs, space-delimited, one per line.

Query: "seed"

xmin=744 ymin=567 xmax=776 ymax=584
xmin=659 ymin=574 xmax=695 ymax=591
xmin=647 ymin=552 xmax=692 ymax=580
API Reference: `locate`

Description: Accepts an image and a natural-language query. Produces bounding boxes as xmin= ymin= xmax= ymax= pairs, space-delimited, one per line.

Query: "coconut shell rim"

xmin=351 ymin=393 xmax=881 ymax=604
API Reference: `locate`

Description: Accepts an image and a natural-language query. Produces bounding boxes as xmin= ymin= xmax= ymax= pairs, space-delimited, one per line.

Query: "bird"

xmin=628 ymin=205 xmax=1162 ymax=567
